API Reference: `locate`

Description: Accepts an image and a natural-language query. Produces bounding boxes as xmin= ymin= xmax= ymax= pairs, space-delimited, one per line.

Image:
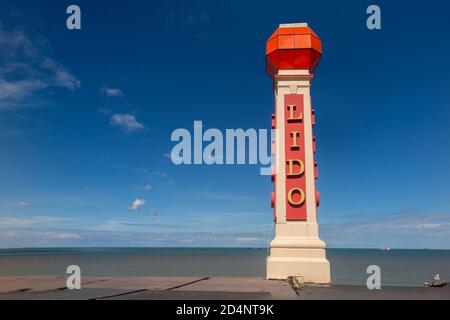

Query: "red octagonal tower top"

xmin=266 ymin=23 xmax=322 ymax=79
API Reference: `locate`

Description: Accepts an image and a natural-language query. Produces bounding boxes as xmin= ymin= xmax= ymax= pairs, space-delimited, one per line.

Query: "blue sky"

xmin=0 ymin=0 xmax=449 ymax=249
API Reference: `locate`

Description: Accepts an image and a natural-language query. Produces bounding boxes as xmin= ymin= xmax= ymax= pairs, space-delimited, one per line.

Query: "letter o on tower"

xmin=287 ymin=188 xmax=305 ymax=206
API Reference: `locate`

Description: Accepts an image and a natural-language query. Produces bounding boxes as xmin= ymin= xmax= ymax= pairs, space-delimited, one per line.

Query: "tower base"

xmin=266 ymin=255 xmax=330 ymax=283
xmin=266 ymin=224 xmax=331 ymax=284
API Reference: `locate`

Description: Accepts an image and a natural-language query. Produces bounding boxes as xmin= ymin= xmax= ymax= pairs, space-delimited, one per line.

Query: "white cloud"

xmin=91 ymin=219 xmax=186 ymax=232
xmin=152 ymin=171 xmax=167 ymax=178
xmin=98 ymin=108 xmax=112 ymax=115
xmin=0 ymin=25 xmax=80 ymax=109
xmin=416 ymin=223 xmax=442 ymax=231
xmin=0 ymin=227 xmax=269 ymax=248
xmin=0 ymin=216 xmax=72 ymax=228
xmin=320 ymin=211 xmax=450 ymax=248
xmin=40 ymin=58 xmax=80 ymax=90
xmin=101 ymin=87 xmax=123 ymax=97
xmin=110 ymin=114 xmax=144 ymax=133
xmin=0 ymin=79 xmax=46 ymax=107
xmin=16 ymin=201 xmax=31 ymax=207
xmin=128 ymin=198 xmax=145 ymax=211
xmin=38 ymin=231 xmax=80 ymax=239
xmin=236 ymin=237 xmax=259 ymax=242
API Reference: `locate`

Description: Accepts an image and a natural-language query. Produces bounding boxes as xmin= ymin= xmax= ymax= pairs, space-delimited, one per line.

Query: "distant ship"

xmin=381 ymin=247 xmax=391 ymax=251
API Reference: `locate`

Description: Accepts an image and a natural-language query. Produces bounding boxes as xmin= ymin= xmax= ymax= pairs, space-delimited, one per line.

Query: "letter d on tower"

xmin=266 ymin=23 xmax=331 ymax=283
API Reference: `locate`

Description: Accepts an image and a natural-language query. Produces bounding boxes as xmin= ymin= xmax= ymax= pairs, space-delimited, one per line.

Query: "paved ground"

xmin=294 ymin=284 xmax=450 ymax=300
xmin=0 ymin=276 xmax=449 ymax=300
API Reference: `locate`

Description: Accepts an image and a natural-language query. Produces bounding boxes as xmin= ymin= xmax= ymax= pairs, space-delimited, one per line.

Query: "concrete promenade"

xmin=0 ymin=276 xmax=449 ymax=300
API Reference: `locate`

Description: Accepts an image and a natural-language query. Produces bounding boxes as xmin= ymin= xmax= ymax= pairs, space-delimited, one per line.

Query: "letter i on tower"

xmin=266 ymin=23 xmax=331 ymax=283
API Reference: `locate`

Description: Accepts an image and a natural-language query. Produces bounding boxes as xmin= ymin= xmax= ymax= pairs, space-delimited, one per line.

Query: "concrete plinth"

xmin=266 ymin=255 xmax=330 ymax=283
xmin=266 ymin=224 xmax=330 ymax=283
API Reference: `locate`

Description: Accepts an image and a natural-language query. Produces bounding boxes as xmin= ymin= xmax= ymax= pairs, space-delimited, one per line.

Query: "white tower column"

xmin=265 ymin=23 xmax=331 ymax=284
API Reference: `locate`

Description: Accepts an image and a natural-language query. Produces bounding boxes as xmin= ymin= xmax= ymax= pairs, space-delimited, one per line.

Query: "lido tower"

xmin=266 ymin=23 xmax=331 ymax=283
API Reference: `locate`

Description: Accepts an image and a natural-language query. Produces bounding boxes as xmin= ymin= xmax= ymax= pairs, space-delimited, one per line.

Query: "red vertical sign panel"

xmin=284 ymin=94 xmax=307 ymax=220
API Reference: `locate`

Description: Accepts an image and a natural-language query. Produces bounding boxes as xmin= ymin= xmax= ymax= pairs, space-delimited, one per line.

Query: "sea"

xmin=0 ymin=248 xmax=449 ymax=287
